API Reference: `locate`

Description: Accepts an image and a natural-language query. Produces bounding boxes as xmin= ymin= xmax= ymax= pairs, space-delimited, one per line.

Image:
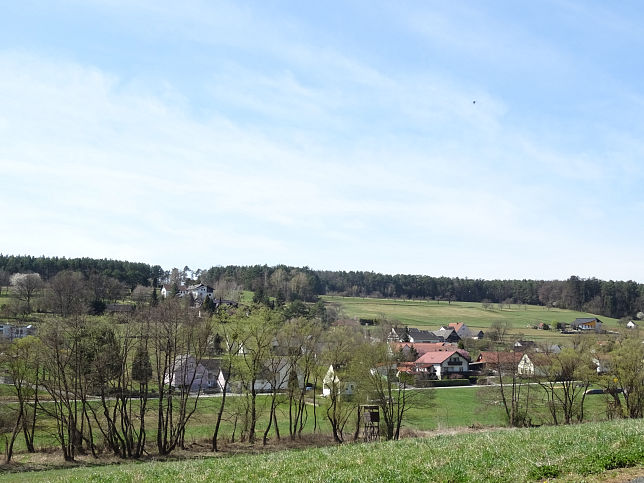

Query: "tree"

xmin=38 ymin=317 xmax=95 ymax=461
xmin=235 ymin=307 xmax=282 ymax=444
xmin=353 ymin=342 xmax=431 ymax=440
xmin=537 ymin=348 xmax=594 ymax=425
xmin=211 ymin=309 xmax=245 ymax=452
xmin=0 ymin=336 xmax=42 ymax=461
xmin=488 ymin=321 xmax=510 ymax=344
xmin=150 ymin=299 xmax=211 ymax=455
xmin=131 ymin=284 xmax=152 ymax=305
xmin=10 ymin=273 xmax=43 ymax=313
xmin=479 ymin=348 xmax=533 ymax=427
xmin=322 ymin=326 xmax=362 ymax=443
xmin=0 ymin=269 xmax=10 ymax=295
xmin=610 ymin=338 xmax=644 ymax=418
xmin=47 ymin=270 xmax=88 ymax=317
xmin=279 ymin=318 xmax=322 ymax=440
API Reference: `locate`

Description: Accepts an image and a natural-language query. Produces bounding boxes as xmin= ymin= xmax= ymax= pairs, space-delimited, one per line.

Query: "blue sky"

xmin=1 ymin=1 xmax=643 ymax=281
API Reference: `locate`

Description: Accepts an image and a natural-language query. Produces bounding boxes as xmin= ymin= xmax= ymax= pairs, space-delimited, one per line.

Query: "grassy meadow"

xmin=5 ymin=419 xmax=642 ymax=482
xmin=323 ymin=296 xmax=621 ymax=345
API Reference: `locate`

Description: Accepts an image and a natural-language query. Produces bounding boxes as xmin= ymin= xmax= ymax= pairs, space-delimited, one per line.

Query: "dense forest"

xmin=0 ymin=254 xmax=164 ymax=289
xmin=1 ymin=255 xmax=643 ymax=320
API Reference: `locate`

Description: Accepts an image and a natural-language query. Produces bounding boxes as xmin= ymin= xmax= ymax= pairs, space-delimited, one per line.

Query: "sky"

xmin=1 ymin=1 xmax=643 ymax=281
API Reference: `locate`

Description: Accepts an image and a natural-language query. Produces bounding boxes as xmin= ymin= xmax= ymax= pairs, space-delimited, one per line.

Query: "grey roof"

xmin=408 ymin=328 xmax=443 ymax=342
xmin=432 ymin=328 xmax=459 ymax=340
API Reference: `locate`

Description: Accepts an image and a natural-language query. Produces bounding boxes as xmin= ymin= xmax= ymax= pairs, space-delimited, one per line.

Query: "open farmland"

xmin=323 ymin=296 xmax=621 ymax=344
xmin=5 ymin=419 xmax=642 ymax=482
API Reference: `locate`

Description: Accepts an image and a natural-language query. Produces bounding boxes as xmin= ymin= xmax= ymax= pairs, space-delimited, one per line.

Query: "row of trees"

xmin=2 ymin=271 xmax=136 ymax=316
xmin=3 ymin=256 xmax=644 ymax=318
xmin=198 ymin=265 xmax=644 ymax=319
xmin=1 ymin=299 xmax=424 ymax=462
xmin=0 ymin=255 xmax=163 ymax=290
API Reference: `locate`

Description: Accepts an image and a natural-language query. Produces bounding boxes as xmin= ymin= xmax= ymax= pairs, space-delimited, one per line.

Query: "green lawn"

xmin=6 ymin=419 xmax=642 ymax=482
xmin=1 ymin=383 xmax=616 ymax=457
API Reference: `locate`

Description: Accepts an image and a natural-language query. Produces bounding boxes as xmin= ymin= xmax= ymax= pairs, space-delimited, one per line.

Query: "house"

xmin=445 ymin=322 xmax=472 ymax=339
xmin=186 ymin=283 xmax=214 ymax=300
xmin=164 ymin=355 xmax=209 ymax=392
xmin=388 ymin=327 xmax=443 ymax=343
xmin=160 ymin=284 xmax=188 ymax=298
xmin=432 ymin=328 xmax=461 ymax=343
xmin=212 ymin=357 xmax=298 ymax=394
xmin=517 ymin=353 xmax=552 ymax=377
xmin=470 ymin=351 xmax=523 ymax=375
xmin=514 ymin=340 xmax=536 ymax=351
xmin=414 ymin=350 xmax=469 ymax=380
xmin=626 ymin=321 xmax=638 ymax=329
xmin=391 ymin=342 xmax=469 ymax=362
xmin=571 ymin=317 xmax=603 ymax=333
xmin=322 ymin=365 xmax=355 ymax=396
xmin=473 ymin=330 xmax=485 ymax=340
xmin=535 ymin=344 xmax=561 ymax=354
xmin=0 ymin=323 xmax=36 ymax=341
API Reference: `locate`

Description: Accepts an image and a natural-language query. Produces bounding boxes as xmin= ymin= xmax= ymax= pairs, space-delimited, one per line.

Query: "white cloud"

xmin=1 ymin=0 xmax=644 ymax=282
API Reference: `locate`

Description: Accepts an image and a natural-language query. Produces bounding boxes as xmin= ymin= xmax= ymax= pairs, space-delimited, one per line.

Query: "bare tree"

xmin=322 ymin=326 xmax=362 ymax=443
xmin=279 ymin=318 xmax=321 ymax=440
xmin=353 ymin=341 xmax=431 ymax=440
xmin=47 ymin=270 xmax=89 ymax=317
xmin=537 ymin=349 xmax=594 ymax=425
xmin=211 ymin=309 xmax=247 ymax=452
xmin=1 ymin=336 xmax=42 ymax=461
xmin=131 ymin=284 xmax=153 ymax=305
xmin=151 ymin=299 xmax=211 ymax=455
xmin=235 ymin=306 xmax=282 ymax=444
xmin=38 ymin=317 xmax=96 ymax=461
xmin=0 ymin=270 xmax=10 ymax=295
xmin=483 ymin=348 xmax=533 ymax=427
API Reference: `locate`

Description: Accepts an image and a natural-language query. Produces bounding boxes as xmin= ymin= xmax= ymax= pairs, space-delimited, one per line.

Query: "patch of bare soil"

xmin=0 ymin=433 xmax=340 ymax=475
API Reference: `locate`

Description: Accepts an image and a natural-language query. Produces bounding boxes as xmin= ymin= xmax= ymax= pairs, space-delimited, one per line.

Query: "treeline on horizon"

xmin=1 ymin=255 xmax=643 ymax=320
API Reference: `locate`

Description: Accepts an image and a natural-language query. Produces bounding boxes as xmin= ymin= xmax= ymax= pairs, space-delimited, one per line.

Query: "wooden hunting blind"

xmin=361 ymin=404 xmax=380 ymax=442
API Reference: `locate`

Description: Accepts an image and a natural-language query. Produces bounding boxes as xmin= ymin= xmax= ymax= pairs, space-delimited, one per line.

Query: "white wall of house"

xmin=0 ymin=323 xmax=35 ymax=341
xmin=322 ymin=365 xmax=354 ymax=396
xmin=165 ymin=355 xmax=208 ymax=392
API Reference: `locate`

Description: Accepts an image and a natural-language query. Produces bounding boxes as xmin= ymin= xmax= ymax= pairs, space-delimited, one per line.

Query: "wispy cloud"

xmin=1 ymin=2 xmax=643 ymax=280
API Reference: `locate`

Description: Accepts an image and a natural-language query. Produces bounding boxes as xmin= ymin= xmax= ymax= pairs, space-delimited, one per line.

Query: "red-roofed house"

xmin=414 ymin=350 xmax=469 ymax=380
xmin=391 ymin=342 xmax=469 ymax=361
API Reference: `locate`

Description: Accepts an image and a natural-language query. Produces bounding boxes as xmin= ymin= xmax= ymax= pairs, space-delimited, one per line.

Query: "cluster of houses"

xmin=160 ymin=283 xmax=238 ymax=309
xmin=164 ymin=318 xmax=622 ymax=396
xmin=388 ymin=323 xmax=480 ymax=381
xmin=387 ymin=322 xmax=484 ymax=344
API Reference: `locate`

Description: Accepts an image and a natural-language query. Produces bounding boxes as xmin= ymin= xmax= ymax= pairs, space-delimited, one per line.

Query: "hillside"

xmin=324 ymin=296 xmax=621 ymax=343
xmin=4 ymin=419 xmax=642 ymax=482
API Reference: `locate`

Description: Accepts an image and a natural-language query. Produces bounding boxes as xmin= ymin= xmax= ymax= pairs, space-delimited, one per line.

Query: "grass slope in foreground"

xmin=10 ymin=419 xmax=644 ymax=482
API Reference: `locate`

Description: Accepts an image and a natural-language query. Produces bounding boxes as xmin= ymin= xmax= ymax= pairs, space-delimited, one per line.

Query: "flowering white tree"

xmin=10 ymin=273 xmax=43 ymax=313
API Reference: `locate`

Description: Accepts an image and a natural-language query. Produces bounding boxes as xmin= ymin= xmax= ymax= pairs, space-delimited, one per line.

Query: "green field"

xmin=0 ymin=383 xmax=615 ymax=459
xmin=5 ymin=419 xmax=642 ymax=482
xmin=323 ymin=296 xmax=621 ymax=344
